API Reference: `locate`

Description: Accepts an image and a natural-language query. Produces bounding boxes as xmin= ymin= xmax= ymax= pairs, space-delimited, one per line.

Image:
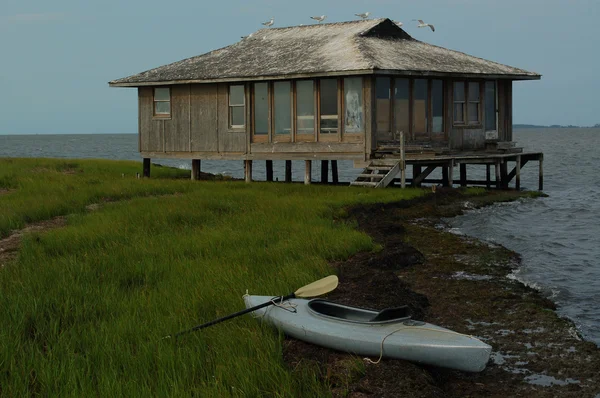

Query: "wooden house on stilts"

xmin=109 ymin=18 xmax=543 ymax=189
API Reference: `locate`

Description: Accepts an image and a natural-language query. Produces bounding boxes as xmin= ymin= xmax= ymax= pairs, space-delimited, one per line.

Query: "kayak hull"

xmin=244 ymin=295 xmax=491 ymax=372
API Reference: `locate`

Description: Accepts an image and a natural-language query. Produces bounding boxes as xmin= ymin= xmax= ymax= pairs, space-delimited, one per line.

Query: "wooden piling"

xmin=191 ymin=159 xmax=201 ymax=181
xmin=460 ymin=164 xmax=467 ymax=187
xmin=495 ymin=160 xmax=501 ymax=188
xmin=539 ymin=155 xmax=544 ymax=191
xmin=285 ymin=160 xmax=292 ymax=183
xmin=412 ymin=165 xmax=422 ymax=187
xmin=143 ymin=158 xmax=151 ymax=178
xmin=321 ymin=160 xmax=329 ymax=183
xmin=500 ymin=161 xmax=508 ymax=189
xmin=266 ymin=160 xmax=273 ymax=182
xmin=515 ymin=156 xmax=521 ymax=190
xmin=448 ymin=160 xmax=454 ymax=187
xmin=331 ymin=160 xmax=339 ymax=184
xmin=244 ymin=160 xmax=253 ymax=183
xmin=442 ymin=167 xmax=449 ymax=187
xmin=486 ymin=164 xmax=491 ymax=189
xmin=304 ymin=160 xmax=312 ymax=185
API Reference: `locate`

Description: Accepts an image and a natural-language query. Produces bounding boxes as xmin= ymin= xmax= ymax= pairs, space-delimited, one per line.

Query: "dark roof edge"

xmin=109 ymin=70 xmax=541 ymax=87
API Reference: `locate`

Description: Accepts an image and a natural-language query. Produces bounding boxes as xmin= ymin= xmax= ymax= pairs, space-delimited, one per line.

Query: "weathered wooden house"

xmin=110 ymin=18 xmax=542 ymax=189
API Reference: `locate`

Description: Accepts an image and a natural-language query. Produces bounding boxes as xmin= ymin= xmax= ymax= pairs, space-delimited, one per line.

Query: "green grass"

xmin=0 ymin=158 xmax=423 ymax=397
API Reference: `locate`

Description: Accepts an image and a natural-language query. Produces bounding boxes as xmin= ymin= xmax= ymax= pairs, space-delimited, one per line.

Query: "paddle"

xmin=167 ymin=275 xmax=339 ymax=339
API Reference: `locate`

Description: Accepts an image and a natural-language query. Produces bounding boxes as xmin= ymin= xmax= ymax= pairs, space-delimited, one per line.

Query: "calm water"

xmin=1 ymin=129 xmax=599 ymax=345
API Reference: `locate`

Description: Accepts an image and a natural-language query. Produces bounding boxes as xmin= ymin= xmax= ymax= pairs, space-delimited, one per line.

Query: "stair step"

xmin=366 ymin=166 xmax=393 ymax=171
xmin=350 ymin=181 xmax=378 ymax=187
xmin=357 ymin=173 xmax=384 ymax=179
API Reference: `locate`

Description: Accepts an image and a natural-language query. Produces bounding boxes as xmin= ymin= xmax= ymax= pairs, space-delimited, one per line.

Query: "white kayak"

xmin=244 ymin=295 xmax=492 ymax=372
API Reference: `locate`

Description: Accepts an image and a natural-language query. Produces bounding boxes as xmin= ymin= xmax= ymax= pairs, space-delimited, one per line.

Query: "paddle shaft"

xmin=174 ymin=293 xmax=295 ymax=338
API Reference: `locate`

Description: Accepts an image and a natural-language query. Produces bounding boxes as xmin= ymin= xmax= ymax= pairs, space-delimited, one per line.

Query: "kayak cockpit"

xmin=307 ymin=299 xmax=411 ymax=324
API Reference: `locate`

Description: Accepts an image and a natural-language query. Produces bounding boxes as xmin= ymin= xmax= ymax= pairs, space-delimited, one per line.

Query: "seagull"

xmin=310 ymin=15 xmax=327 ymax=23
xmin=416 ymin=19 xmax=435 ymax=32
xmin=394 ymin=20 xmax=404 ymax=27
xmin=355 ymin=12 xmax=370 ymax=20
xmin=262 ymin=17 xmax=274 ymax=27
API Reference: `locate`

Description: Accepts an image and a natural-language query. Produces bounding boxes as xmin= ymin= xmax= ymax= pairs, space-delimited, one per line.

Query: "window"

xmin=432 ymin=80 xmax=444 ymax=134
xmin=229 ymin=85 xmax=245 ymax=128
xmin=375 ymin=77 xmax=391 ymax=133
xmin=274 ymin=81 xmax=291 ymax=135
xmin=453 ymin=82 xmax=465 ymax=124
xmin=319 ymin=79 xmax=338 ymax=133
xmin=253 ymin=83 xmax=269 ymax=137
xmin=468 ymin=82 xmax=481 ymax=124
xmin=412 ymin=79 xmax=428 ymax=134
xmin=153 ymin=87 xmax=171 ymax=116
xmin=485 ymin=81 xmax=497 ymax=131
xmin=393 ymin=78 xmax=409 ymax=136
xmin=296 ymin=80 xmax=315 ymax=135
xmin=344 ymin=77 xmax=363 ymax=133
xmin=454 ymin=81 xmax=481 ymax=125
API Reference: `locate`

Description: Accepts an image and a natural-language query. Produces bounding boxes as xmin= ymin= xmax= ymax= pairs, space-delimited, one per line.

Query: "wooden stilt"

xmin=486 ymin=164 xmax=491 ymax=189
xmin=539 ymin=155 xmax=544 ymax=191
xmin=412 ymin=165 xmax=422 ymax=187
xmin=448 ymin=160 xmax=454 ymax=187
xmin=191 ymin=159 xmax=201 ymax=181
xmin=331 ymin=160 xmax=339 ymax=184
xmin=266 ymin=160 xmax=273 ymax=182
xmin=515 ymin=156 xmax=521 ymax=190
xmin=460 ymin=164 xmax=467 ymax=187
xmin=244 ymin=160 xmax=253 ymax=183
xmin=500 ymin=161 xmax=508 ymax=189
xmin=400 ymin=163 xmax=406 ymax=189
xmin=321 ymin=160 xmax=329 ymax=183
xmin=143 ymin=158 xmax=151 ymax=178
xmin=304 ymin=160 xmax=312 ymax=185
xmin=285 ymin=160 xmax=292 ymax=183
xmin=442 ymin=167 xmax=449 ymax=187
xmin=495 ymin=160 xmax=501 ymax=189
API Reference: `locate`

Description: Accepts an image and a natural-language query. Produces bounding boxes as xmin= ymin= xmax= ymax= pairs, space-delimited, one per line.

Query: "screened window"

xmin=468 ymin=82 xmax=481 ymax=124
xmin=413 ymin=79 xmax=428 ymax=133
xmin=229 ymin=85 xmax=245 ymax=128
xmin=393 ymin=78 xmax=409 ymax=136
xmin=375 ymin=77 xmax=391 ymax=133
xmin=296 ymin=80 xmax=315 ymax=134
xmin=485 ymin=81 xmax=497 ymax=131
xmin=274 ymin=81 xmax=291 ymax=135
xmin=253 ymin=83 xmax=269 ymax=136
xmin=453 ymin=82 xmax=465 ymax=124
xmin=153 ymin=87 xmax=171 ymax=116
xmin=432 ymin=80 xmax=444 ymax=134
xmin=319 ymin=79 xmax=338 ymax=133
xmin=344 ymin=77 xmax=363 ymax=133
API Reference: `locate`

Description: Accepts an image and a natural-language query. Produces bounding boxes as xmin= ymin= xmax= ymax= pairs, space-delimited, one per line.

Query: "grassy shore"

xmin=0 ymin=158 xmax=423 ymax=396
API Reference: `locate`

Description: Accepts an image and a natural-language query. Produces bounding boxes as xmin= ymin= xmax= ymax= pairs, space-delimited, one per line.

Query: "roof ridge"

xmin=254 ymin=18 xmax=386 ymax=33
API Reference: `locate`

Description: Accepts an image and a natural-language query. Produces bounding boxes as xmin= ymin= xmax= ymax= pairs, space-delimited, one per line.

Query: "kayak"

xmin=244 ymin=295 xmax=492 ymax=372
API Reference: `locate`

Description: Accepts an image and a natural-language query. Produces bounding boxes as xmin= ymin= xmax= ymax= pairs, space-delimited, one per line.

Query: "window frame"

xmin=251 ymin=82 xmax=270 ymax=143
xmin=453 ymin=80 xmax=483 ymax=127
xmin=342 ymin=76 xmax=365 ymax=136
xmin=153 ymin=87 xmax=171 ymax=119
xmin=317 ymin=78 xmax=340 ymax=142
xmin=294 ymin=79 xmax=317 ymax=142
xmin=228 ymin=84 xmax=246 ymax=130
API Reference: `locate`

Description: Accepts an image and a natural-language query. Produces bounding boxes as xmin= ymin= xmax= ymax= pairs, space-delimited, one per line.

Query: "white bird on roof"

xmin=355 ymin=12 xmax=370 ymax=20
xmin=416 ymin=19 xmax=435 ymax=32
xmin=262 ymin=17 xmax=274 ymax=27
xmin=394 ymin=21 xmax=404 ymax=27
xmin=310 ymin=15 xmax=327 ymax=23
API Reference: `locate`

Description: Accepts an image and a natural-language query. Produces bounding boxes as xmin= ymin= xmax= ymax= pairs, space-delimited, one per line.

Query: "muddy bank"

xmin=283 ymin=189 xmax=600 ymax=397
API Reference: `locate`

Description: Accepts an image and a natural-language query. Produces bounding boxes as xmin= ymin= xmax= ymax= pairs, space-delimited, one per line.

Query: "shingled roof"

xmin=109 ymin=18 xmax=540 ymax=87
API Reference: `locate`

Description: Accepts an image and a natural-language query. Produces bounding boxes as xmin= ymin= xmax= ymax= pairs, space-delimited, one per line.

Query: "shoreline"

xmin=283 ymin=189 xmax=600 ymax=397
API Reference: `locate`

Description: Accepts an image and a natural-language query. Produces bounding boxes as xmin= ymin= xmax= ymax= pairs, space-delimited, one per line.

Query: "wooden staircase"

xmin=350 ymin=160 xmax=403 ymax=188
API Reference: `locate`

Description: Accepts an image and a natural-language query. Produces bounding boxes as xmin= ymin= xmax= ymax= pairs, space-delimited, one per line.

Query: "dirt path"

xmin=283 ymin=190 xmax=600 ymax=397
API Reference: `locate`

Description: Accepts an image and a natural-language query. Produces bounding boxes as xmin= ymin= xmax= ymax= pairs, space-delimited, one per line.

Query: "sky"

xmin=0 ymin=0 xmax=598 ymax=135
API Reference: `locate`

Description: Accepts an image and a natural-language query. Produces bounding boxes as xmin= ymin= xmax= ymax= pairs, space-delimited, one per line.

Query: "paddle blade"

xmin=294 ymin=275 xmax=338 ymax=298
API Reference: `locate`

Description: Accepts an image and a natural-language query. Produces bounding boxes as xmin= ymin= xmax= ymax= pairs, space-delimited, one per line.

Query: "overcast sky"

xmin=0 ymin=0 xmax=598 ymax=134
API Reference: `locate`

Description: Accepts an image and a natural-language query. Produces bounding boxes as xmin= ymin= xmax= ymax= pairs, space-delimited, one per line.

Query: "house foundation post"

xmin=486 ymin=164 xmax=491 ymax=189
xmin=321 ymin=160 xmax=329 ymax=183
xmin=285 ymin=160 xmax=292 ymax=183
xmin=500 ymin=161 xmax=508 ymax=189
xmin=304 ymin=160 xmax=312 ymax=185
xmin=412 ymin=165 xmax=422 ymax=187
xmin=244 ymin=160 xmax=253 ymax=183
xmin=442 ymin=167 xmax=449 ymax=187
xmin=460 ymin=163 xmax=467 ymax=187
xmin=331 ymin=160 xmax=339 ymax=184
xmin=539 ymin=155 xmax=544 ymax=191
xmin=191 ymin=159 xmax=201 ymax=181
xmin=143 ymin=158 xmax=151 ymax=178
xmin=266 ymin=160 xmax=273 ymax=182
xmin=515 ymin=156 xmax=521 ymax=190
xmin=495 ymin=160 xmax=501 ymax=189
xmin=448 ymin=160 xmax=454 ymax=187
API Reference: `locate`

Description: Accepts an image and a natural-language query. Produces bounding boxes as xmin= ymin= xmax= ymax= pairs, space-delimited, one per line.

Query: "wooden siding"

xmin=164 ymin=85 xmax=190 ymax=152
xmin=139 ymin=87 xmax=163 ymax=152
xmin=191 ymin=84 xmax=218 ymax=152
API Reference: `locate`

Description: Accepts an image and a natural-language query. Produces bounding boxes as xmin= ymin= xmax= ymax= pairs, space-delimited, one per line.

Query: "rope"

xmin=364 ymin=325 xmax=478 ymax=365
xmin=242 ymin=291 xmax=298 ymax=319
